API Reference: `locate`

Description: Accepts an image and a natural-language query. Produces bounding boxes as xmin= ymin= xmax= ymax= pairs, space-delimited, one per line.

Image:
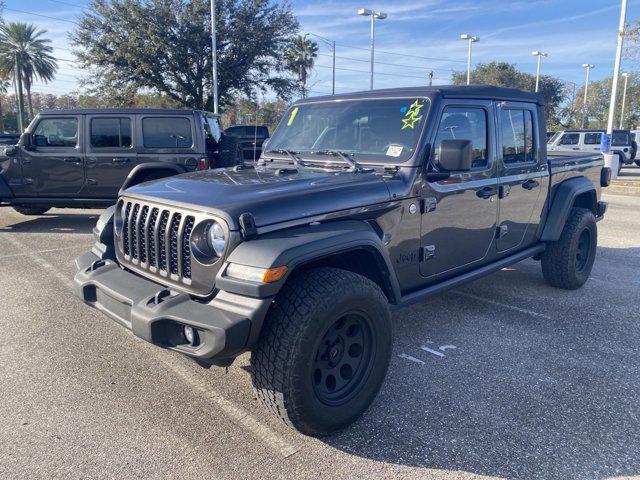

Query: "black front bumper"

xmin=74 ymin=251 xmax=272 ymax=362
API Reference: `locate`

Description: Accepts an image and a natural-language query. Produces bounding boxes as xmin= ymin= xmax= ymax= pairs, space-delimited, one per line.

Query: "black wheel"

xmin=13 ymin=206 xmax=50 ymax=216
xmin=217 ymin=134 xmax=242 ymax=168
xmin=616 ymin=154 xmax=624 ymax=174
xmin=635 ymin=160 xmax=640 ymax=168
xmin=541 ymin=207 xmax=597 ymax=290
xmin=251 ymin=267 xmax=392 ymax=436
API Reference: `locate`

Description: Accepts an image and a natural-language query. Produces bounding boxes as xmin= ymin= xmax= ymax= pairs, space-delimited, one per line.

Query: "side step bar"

xmin=395 ymin=244 xmax=546 ymax=310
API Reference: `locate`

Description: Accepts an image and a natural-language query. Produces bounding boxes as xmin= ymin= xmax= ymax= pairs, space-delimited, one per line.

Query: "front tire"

xmin=251 ymin=267 xmax=392 ymax=436
xmin=541 ymin=207 xmax=597 ymax=290
xmin=13 ymin=206 xmax=50 ymax=216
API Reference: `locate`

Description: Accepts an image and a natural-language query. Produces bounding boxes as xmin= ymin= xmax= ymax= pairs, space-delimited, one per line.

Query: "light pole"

xmin=581 ymin=63 xmax=594 ymax=128
xmin=531 ymin=51 xmax=548 ymax=93
xmin=358 ymin=8 xmax=387 ymax=90
xmin=619 ymin=72 xmax=630 ymax=129
xmin=460 ymin=33 xmax=479 ymax=85
xmin=210 ymin=0 xmax=219 ymax=114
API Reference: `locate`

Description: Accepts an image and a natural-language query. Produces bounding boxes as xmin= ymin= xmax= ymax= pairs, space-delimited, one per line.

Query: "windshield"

xmin=267 ymin=97 xmax=430 ymax=163
xmin=548 ymin=131 xmax=561 ymax=144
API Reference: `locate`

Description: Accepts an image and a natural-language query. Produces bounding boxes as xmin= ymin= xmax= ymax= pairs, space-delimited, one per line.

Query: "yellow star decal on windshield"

xmin=401 ymin=99 xmax=424 ymax=129
xmin=401 ymin=115 xmax=421 ymax=130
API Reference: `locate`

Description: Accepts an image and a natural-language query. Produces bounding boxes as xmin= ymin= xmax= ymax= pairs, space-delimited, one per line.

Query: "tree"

xmin=0 ymin=76 xmax=9 ymax=132
xmin=0 ymin=23 xmax=57 ymax=120
xmin=451 ymin=62 xmax=565 ymax=127
xmin=285 ymin=34 xmax=318 ymax=97
xmin=72 ymin=0 xmax=299 ymax=110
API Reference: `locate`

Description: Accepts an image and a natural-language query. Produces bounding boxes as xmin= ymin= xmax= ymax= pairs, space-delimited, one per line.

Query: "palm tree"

xmin=0 ymin=23 xmax=57 ymax=121
xmin=0 ymin=77 xmax=10 ymax=133
xmin=285 ymin=35 xmax=319 ymax=97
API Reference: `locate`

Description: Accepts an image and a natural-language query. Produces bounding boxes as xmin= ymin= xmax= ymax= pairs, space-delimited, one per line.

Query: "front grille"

xmin=120 ymin=200 xmax=195 ymax=282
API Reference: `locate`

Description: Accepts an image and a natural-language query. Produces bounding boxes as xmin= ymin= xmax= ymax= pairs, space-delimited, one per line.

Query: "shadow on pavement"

xmin=0 ymin=212 xmax=99 ymax=234
xmin=323 ymin=247 xmax=640 ymax=479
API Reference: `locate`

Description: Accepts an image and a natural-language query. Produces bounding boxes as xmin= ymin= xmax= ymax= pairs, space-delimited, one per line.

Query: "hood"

xmin=123 ymin=166 xmax=392 ymax=230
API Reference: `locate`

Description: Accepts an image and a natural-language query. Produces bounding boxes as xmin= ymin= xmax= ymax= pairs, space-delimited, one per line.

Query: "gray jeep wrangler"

xmin=75 ymin=86 xmax=609 ymax=436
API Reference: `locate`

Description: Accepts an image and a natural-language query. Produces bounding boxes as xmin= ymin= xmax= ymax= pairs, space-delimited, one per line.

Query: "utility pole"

xmin=428 ymin=70 xmax=433 ymax=86
xmin=581 ymin=63 xmax=594 ymax=129
xmin=308 ymin=33 xmax=336 ymax=95
xmin=210 ymin=0 xmax=219 ymax=114
xmin=532 ymin=51 xmax=548 ymax=93
xmin=460 ymin=34 xmax=479 ymax=85
xmin=619 ymin=72 xmax=630 ymax=129
xmin=358 ymin=8 xmax=387 ymax=90
xmin=14 ymin=53 xmax=25 ymax=133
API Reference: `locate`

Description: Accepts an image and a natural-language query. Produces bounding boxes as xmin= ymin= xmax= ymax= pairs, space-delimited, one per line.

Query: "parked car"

xmin=546 ymin=131 xmax=556 ymax=142
xmin=0 ymin=109 xmax=242 ymax=215
xmin=0 ymin=133 xmax=20 ymax=145
xmin=74 ymin=85 xmax=608 ymax=436
xmin=631 ymin=129 xmax=640 ymax=166
xmin=224 ymin=124 xmax=269 ymax=162
xmin=547 ymin=129 xmax=635 ymax=172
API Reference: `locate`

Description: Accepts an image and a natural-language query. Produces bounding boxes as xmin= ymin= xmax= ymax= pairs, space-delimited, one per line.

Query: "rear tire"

xmin=217 ymin=135 xmax=242 ymax=168
xmin=13 ymin=206 xmax=50 ymax=216
xmin=616 ymin=153 xmax=624 ymax=174
xmin=541 ymin=207 xmax=597 ymax=290
xmin=251 ymin=267 xmax=392 ymax=436
xmin=635 ymin=160 xmax=640 ymax=168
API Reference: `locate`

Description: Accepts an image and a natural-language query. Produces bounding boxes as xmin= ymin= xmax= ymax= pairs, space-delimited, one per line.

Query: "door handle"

xmin=64 ymin=157 xmax=81 ymax=164
xmin=522 ymin=179 xmax=539 ymax=190
xmin=112 ymin=158 xmax=130 ymax=163
xmin=476 ymin=186 xmax=498 ymax=199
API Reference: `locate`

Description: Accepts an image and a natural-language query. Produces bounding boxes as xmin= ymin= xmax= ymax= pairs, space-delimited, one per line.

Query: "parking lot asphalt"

xmin=0 ymin=191 xmax=638 ymax=480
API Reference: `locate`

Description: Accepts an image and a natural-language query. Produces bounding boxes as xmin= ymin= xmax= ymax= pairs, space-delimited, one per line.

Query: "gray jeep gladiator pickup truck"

xmin=74 ymin=86 xmax=610 ymax=436
xmin=0 ymin=109 xmax=241 ymax=215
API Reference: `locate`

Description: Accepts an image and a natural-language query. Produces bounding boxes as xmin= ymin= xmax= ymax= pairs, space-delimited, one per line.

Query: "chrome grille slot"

xmin=130 ymin=204 xmax=140 ymax=260
xmin=122 ymin=202 xmax=132 ymax=256
xmin=138 ymin=205 xmax=149 ymax=264
xmin=147 ymin=208 xmax=159 ymax=267
xmin=169 ymin=213 xmax=182 ymax=275
xmin=182 ymin=216 xmax=195 ymax=279
xmin=158 ymin=211 xmax=170 ymax=272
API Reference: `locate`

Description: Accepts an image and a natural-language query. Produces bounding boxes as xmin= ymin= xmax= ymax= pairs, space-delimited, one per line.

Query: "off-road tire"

xmin=635 ymin=160 xmax=640 ymax=168
xmin=251 ymin=267 xmax=392 ymax=436
xmin=217 ymin=134 xmax=242 ymax=168
xmin=541 ymin=207 xmax=597 ymax=290
xmin=13 ymin=206 xmax=50 ymax=216
xmin=617 ymin=153 xmax=624 ymax=174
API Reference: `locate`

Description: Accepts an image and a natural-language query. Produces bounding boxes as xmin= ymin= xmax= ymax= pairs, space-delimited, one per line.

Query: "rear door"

xmin=21 ymin=115 xmax=85 ymax=196
xmin=582 ymin=132 xmax=602 ymax=152
xmin=554 ymin=132 xmax=581 ymax=152
xmin=419 ymin=100 xmax=498 ymax=278
xmin=137 ymin=114 xmax=200 ymax=171
xmin=84 ymin=114 xmax=137 ymax=197
xmin=495 ymin=103 xmax=547 ymax=252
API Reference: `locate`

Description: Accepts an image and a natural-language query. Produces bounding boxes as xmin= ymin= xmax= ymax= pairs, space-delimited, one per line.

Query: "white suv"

xmin=548 ymin=130 xmax=636 ymax=171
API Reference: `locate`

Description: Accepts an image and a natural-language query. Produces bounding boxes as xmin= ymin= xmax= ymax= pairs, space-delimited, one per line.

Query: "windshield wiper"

xmin=309 ymin=150 xmax=364 ymax=172
xmin=264 ymin=149 xmax=306 ymax=167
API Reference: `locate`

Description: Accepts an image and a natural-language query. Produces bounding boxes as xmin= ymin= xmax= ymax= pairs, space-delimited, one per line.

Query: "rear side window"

xmin=33 ymin=118 xmax=78 ymax=147
xmin=584 ymin=132 xmax=602 ymax=145
xmin=433 ymin=107 xmax=488 ymax=168
xmin=224 ymin=126 xmax=244 ymax=137
xmin=500 ymin=109 xmax=536 ymax=164
xmin=90 ymin=117 xmax=132 ymax=148
xmin=142 ymin=117 xmax=192 ymax=148
xmin=612 ymin=132 xmax=630 ymax=146
xmin=559 ymin=133 xmax=579 ymax=145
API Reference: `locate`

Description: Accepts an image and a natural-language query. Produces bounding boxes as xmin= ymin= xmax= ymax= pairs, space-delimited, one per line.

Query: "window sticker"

xmin=386 ymin=144 xmax=403 ymax=157
xmin=287 ymin=107 xmax=299 ymax=126
xmin=400 ymin=99 xmax=425 ymax=130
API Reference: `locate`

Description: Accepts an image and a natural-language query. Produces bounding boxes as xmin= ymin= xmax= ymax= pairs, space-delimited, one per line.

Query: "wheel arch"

xmin=541 ymin=176 xmax=597 ymax=242
xmin=119 ymin=162 xmax=187 ymax=194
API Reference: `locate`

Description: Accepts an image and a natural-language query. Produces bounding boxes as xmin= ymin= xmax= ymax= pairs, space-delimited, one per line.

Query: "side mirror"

xmin=20 ymin=132 xmax=31 ymax=147
xmin=438 ymin=139 xmax=472 ymax=171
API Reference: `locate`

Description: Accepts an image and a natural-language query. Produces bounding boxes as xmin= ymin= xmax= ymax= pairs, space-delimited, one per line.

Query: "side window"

xmin=612 ymin=132 xmax=630 ymax=146
xmin=142 ymin=117 xmax=193 ymax=148
xmin=90 ymin=117 xmax=132 ymax=148
xmin=559 ymin=133 xmax=580 ymax=145
xmin=33 ymin=118 xmax=78 ymax=147
xmin=500 ymin=109 xmax=536 ymax=164
xmin=584 ymin=133 xmax=602 ymax=145
xmin=433 ymin=107 xmax=488 ymax=168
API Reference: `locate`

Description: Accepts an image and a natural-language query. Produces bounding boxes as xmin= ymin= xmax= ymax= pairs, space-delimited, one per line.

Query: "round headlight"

xmin=206 ymin=221 xmax=226 ymax=257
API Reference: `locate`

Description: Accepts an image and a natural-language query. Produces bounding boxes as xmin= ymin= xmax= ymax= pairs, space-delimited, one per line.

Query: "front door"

xmin=419 ymin=100 xmax=498 ymax=278
xmin=84 ymin=115 xmax=137 ymax=197
xmin=495 ymin=104 xmax=547 ymax=252
xmin=22 ymin=115 xmax=85 ymax=196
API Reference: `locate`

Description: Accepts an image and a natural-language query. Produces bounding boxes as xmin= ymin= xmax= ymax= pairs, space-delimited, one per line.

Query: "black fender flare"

xmin=216 ymin=220 xmax=402 ymax=303
xmin=119 ymin=162 xmax=187 ymax=194
xmin=540 ymin=176 xmax=597 ymax=242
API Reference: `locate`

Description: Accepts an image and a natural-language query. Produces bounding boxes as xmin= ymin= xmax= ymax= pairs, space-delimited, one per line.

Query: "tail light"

xmin=197 ymin=158 xmax=209 ymax=170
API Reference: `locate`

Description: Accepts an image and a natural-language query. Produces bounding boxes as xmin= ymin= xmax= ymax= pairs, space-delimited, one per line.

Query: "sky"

xmin=8 ymin=0 xmax=640 ymax=98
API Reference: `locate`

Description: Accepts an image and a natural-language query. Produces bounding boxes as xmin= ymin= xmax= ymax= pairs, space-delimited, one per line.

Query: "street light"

xmin=358 ymin=8 xmax=387 ymax=90
xmin=460 ymin=33 xmax=479 ymax=85
xmin=581 ymin=63 xmax=595 ymax=128
xmin=531 ymin=51 xmax=548 ymax=93
xmin=619 ymin=72 xmax=630 ymax=129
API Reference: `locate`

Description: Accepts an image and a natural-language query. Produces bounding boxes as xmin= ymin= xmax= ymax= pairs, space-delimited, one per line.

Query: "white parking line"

xmin=420 ymin=346 xmax=445 ymax=358
xmin=0 ymin=245 xmax=83 ymax=261
xmin=450 ymin=290 xmax=551 ymax=319
xmin=398 ymin=354 xmax=425 ymax=365
xmin=1 ymin=232 xmax=301 ymax=458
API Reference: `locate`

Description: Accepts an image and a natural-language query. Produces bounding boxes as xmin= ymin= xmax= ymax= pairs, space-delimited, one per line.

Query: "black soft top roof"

xmin=298 ymin=85 xmax=545 ymax=106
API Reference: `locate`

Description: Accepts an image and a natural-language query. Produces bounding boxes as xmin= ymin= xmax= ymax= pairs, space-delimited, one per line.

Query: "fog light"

xmin=183 ymin=325 xmax=197 ymax=345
